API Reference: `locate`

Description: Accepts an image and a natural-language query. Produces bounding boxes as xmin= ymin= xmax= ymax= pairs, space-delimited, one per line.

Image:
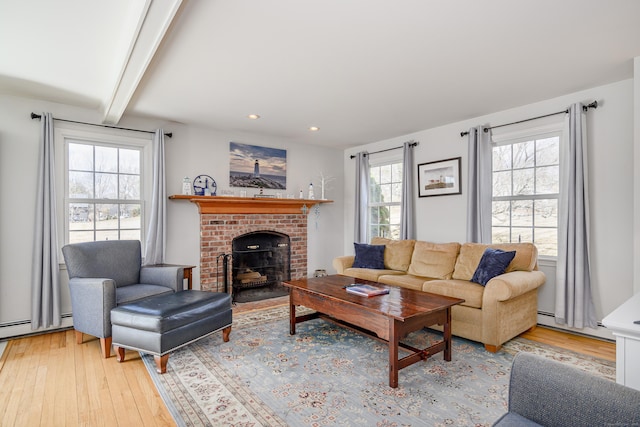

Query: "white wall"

xmin=343 ymin=79 xmax=635 ymax=338
xmin=634 ymin=56 xmax=640 ymax=295
xmin=0 ymin=94 xmax=344 ymax=338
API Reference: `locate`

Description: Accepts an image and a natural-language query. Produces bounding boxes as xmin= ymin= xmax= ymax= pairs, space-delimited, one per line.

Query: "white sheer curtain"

xmin=31 ymin=112 xmax=61 ymax=329
xmin=400 ymin=141 xmax=416 ymax=240
xmin=143 ymin=129 xmax=166 ymax=265
xmin=466 ymin=126 xmax=493 ymax=243
xmin=555 ymin=103 xmax=597 ymax=328
xmin=354 ymin=151 xmax=369 ymax=243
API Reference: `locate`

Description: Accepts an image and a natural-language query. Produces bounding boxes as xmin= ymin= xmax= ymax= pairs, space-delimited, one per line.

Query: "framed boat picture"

xmin=417 ymin=157 xmax=461 ymax=197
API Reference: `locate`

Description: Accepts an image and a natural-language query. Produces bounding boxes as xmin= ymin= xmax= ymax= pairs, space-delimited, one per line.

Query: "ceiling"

xmin=2 ymin=0 xmax=640 ymax=149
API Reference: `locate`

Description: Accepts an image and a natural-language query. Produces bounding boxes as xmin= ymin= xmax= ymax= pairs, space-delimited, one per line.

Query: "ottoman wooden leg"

xmin=222 ymin=326 xmax=232 ymax=342
xmin=114 ymin=346 xmax=126 ymax=362
xmin=155 ymin=354 xmax=169 ymax=374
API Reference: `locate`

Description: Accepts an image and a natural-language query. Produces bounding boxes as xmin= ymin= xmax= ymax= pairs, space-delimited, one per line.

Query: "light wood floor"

xmin=0 ymin=296 xmax=615 ymax=426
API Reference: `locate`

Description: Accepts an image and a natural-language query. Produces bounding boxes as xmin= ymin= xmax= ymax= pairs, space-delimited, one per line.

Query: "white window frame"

xmin=54 ymin=125 xmax=152 ymax=252
xmin=367 ymin=152 xmax=403 ymax=241
xmin=491 ymin=123 xmax=563 ymax=260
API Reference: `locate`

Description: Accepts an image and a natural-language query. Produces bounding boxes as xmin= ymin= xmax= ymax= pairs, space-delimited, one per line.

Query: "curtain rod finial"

xmin=460 ymin=131 xmax=469 ymax=137
xmin=31 ymin=112 xmax=41 ymax=120
xmin=583 ymin=100 xmax=598 ymax=112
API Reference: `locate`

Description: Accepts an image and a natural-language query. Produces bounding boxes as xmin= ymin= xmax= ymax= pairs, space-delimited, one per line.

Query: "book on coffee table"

xmin=345 ymin=284 xmax=390 ymax=297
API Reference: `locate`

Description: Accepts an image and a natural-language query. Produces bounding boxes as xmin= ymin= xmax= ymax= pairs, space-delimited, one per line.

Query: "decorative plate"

xmin=193 ymin=174 xmax=217 ymax=196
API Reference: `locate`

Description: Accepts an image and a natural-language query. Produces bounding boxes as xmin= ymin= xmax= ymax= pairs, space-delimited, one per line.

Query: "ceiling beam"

xmin=102 ymin=0 xmax=183 ymax=124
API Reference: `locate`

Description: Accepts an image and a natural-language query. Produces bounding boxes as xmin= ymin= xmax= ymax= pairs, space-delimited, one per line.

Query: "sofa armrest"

xmin=494 ymin=352 xmax=640 ymax=426
xmin=68 ymin=277 xmax=117 ymax=338
xmin=140 ymin=265 xmax=184 ymax=292
xmin=484 ymin=270 xmax=546 ymax=302
xmin=333 ymin=256 xmax=355 ymax=274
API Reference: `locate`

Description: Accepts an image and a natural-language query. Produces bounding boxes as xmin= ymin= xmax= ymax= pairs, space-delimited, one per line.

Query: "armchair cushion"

xmin=116 ymin=284 xmax=174 ymax=305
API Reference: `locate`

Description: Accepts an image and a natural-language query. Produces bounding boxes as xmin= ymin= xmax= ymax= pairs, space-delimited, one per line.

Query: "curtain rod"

xmin=459 ymin=101 xmax=598 ymax=137
xmin=349 ymin=141 xmax=418 ymax=159
xmin=30 ymin=113 xmax=173 ymax=138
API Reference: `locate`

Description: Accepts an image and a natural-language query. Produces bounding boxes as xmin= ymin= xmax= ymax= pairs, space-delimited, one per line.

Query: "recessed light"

xmin=248 ymin=114 xmax=260 ymax=120
xmin=309 ymin=126 xmax=320 ymax=131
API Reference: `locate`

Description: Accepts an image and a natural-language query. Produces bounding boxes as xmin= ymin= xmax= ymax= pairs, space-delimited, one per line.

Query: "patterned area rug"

xmin=142 ymin=304 xmax=615 ymax=427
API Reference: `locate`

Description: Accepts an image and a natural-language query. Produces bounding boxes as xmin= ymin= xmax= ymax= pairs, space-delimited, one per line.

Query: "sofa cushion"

xmin=407 ymin=241 xmax=461 ymax=280
xmin=453 ymin=242 xmax=538 ymax=281
xmin=422 ymin=279 xmax=483 ymax=309
xmin=377 ymin=274 xmax=430 ymax=291
xmin=471 ymin=248 xmax=517 ymax=286
xmin=352 ymin=243 xmax=385 ymax=269
xmin=342 ymin=268 xmax=405 ymax=282
xmin=371 ymin=237 xmax=415 ymax=271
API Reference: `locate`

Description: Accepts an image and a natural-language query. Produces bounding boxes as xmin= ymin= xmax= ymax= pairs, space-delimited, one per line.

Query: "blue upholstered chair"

xmin=62 ymin=240 xmax=184 ymax=358
xmin=493 ymin=352 xmax=640 ymax=426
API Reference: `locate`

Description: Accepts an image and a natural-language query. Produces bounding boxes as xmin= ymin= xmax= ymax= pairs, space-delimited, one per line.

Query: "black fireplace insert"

xmin=230 ymin=231 xmax=291 ymax=302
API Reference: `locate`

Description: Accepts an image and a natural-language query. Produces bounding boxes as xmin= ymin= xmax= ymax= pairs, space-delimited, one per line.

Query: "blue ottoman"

xmin=111 ymin=290 xmax=232 ymax=373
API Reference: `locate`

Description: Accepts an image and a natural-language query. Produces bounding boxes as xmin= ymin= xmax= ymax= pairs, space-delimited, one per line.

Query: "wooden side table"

xmin=149 ymin=264 xmax=196 ymax=290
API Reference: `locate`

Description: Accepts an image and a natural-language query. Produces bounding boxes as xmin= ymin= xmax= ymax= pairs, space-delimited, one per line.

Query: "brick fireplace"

xmin=168 ymin=195 xmax=332 ymax=294
xmin=199 ymin=213 xmax=307 ymax=292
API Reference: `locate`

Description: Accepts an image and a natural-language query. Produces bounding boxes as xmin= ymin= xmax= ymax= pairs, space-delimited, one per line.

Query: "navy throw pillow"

xmin=471 ymin=248 xmax=516 ymax=286
xmin=352 ymin=243 xmax=385 ymax=269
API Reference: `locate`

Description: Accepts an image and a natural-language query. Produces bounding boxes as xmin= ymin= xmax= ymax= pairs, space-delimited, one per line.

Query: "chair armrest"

xmin=68 ymin=277 xmax=116 ymax=338
xmin=140 ymin=265 xmax=184 ymax=292
xmin=500 ymin=352 xmax=640 ymax=426
xmin=333 ymin=256 xmax=355 ymax=274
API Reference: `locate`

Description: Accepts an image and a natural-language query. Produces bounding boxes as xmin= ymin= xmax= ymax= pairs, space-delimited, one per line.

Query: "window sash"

xmin=368 ymin=159 xmax=403 ymax=241
xmin=55 ymin=126 xmax=151 ymax=249
xmin=491 ymin=132 xmax=560 ymax=257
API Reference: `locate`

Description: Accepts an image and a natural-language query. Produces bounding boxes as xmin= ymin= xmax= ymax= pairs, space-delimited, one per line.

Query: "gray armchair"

xmin=62 ymin=240 xmax=184 ymax=358
xmin=493 ymin=352 xmax=640 ymax=426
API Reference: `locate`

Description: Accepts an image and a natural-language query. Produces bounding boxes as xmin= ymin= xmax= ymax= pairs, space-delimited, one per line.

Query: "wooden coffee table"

xmin=283 ymin=275 xmax=464 ymax=388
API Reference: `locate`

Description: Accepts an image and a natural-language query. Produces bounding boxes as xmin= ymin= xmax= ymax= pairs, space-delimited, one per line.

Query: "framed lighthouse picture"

xmin=229 ymin=142 xmax=287 ymax=189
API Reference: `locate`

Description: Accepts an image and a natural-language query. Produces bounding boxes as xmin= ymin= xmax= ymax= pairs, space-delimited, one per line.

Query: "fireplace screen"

xmin=231 ymin=231 xmax=291 ymax=302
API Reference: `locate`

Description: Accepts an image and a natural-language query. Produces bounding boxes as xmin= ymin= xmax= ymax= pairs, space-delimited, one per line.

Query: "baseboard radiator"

xmin=536 ymin=310 xmax=613 ymax=341
xmin=0 ymin=313 xmax=74 ymax=340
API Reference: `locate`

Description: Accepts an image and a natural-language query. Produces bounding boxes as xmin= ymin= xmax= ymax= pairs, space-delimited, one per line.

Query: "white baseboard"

xmin=537 ymin=312 xmax=614 ymax=341
xmin=0 ymin=316 xmax=74 ymax=340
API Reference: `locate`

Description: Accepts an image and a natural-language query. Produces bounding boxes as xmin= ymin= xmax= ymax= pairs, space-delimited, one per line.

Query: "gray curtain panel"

xmin=466 ymin=126 xmax=493 ymax=243
xmin=354 ymin=151 xmax=370 ymax=243
xmin=555 ymin=103 xmax=597 ymax=328
xmin=143 ymin=129 xmax=167 ymax=265
xmin=400 ymin=141 xmax=416 ymax=240
xmin=31 ymin=112 xmax=61 ymax=329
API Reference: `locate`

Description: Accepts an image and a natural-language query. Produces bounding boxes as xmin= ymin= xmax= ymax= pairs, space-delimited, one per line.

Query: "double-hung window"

xmin=491 ymin=132 xmax=560 ymax=257
xmin=56 ymin=128 xmax=151 ymax=246
xmin=368 ymin=161 xmax=403 ymax=240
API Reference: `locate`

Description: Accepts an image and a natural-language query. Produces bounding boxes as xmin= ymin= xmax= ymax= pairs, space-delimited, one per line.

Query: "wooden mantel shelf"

xmin=169 ymin=195 xmax=333 ymax=214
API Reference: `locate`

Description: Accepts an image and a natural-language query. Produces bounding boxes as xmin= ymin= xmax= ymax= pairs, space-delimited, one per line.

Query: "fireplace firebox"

xmin=231 ymin=231 xmax=291 ymax=302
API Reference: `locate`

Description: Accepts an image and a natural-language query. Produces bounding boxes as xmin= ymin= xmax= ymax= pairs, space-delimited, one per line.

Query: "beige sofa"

xmin=332 ymin=237 xmax=546 ymax=352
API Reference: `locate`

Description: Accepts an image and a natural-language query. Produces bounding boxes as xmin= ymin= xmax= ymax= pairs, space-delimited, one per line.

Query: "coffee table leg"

xmin=444 ymin=307 xmax=452 ymax=361
xmin=289 ymin=300 xmax=296 ymax=335
xmin=389 ymin=319 xmax=399 ymax=388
